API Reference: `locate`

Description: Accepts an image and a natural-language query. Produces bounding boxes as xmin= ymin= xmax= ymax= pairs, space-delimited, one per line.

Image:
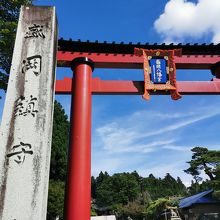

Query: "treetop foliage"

xmin=0 ymin=0 xmax=33 ymax=93
xmin=184 ymin=147 xmax=220 ymax=182
xmin=92 ymin=171 xmax=187 ymax=220
xmin=184 ymin=147 xmax=220 ymax=195
xmin=92 ymin=171 xmax=186 ymax=213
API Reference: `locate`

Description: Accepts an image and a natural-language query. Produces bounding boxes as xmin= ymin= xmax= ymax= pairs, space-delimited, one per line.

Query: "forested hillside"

xmin=91 ymin=171 xmax=186 ymax=219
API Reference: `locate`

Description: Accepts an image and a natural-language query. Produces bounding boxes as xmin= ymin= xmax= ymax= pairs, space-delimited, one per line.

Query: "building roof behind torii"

xmin=179 ymin=189 xmax=220 ymax=209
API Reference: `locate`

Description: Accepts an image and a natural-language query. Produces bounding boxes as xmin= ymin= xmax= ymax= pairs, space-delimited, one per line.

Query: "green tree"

xmin=118 ymin=200 xmax=147 ymax=220
xmin=47 ymin=180 xmax=65 ymax=220
xmin=50 ymin=100 xmax=69 ymax=181
xmin=145 ymin=198 xmax=170 ymax=220
xmin=141 ymin=173 xmax=186 ymax=200
xmin=96 ymin=171 xmax=110 ymax=187
xmin=96 ymin=172 xmax=114 ymax=207
xmin=184 ymin=147 xmax=220 ymax=182
xmin=176 ymin=177 xmax=187 ymax=195
xmin=111 ymin=173 xmax=140 ymax=205
xmin=161 ymin=173 xmax=178 ymax=196
xmin=0 ymin=0 xmax=33 ymax=93
xmin=91 ymin=176 xmax=97 ymax=199
xmin=47 ymin=101 xmax=69 ymax=220
xmin=94 ymin=171 xmax=186 ymax=219
xmin=142 ymin=174 xmax=160 ymax=200
xmin=95 ymin=172 xmax=141 ymax=208
xmin=159 ymin=173 xmax=186 ymax=197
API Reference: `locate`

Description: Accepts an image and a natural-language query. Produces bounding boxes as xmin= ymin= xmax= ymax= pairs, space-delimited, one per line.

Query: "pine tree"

xmin=184 ymin=147 xmax=220 ymax=182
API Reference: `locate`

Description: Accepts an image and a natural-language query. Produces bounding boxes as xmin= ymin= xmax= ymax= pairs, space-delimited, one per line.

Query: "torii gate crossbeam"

xmin=56 ymin=52 xmax=220 ymax=95
xmin=56 ymin=77 xmax=220 ymax=95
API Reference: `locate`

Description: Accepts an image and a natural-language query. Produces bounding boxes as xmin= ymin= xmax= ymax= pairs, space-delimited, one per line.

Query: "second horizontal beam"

xmin=55 ymin=78 xmax=220 ymax=95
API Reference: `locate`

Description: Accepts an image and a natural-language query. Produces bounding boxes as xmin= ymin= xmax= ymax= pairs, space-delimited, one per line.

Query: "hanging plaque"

xmin=134 ymin=48 xmax=182 ymax=100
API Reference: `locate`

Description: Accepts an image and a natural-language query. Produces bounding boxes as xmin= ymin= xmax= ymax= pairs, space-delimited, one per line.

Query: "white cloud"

xmin=91 ymin=151 xmax=150 ymax=177
xmin=162 ymin=145 xmax=191 ymax=152
xmin=145 ymin=111 xmax=220 ymax=137
xmin=96 ymin=123 xmax=176 ymax=153
xmin=154 ymin=0 xmax=220 ymax=43
xmin=95 ymin=108 xmax=220 ymax=154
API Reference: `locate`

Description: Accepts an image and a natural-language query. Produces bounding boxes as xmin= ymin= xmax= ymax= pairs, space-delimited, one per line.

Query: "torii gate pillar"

xmin=65 ymin=57 xmax=94 ymax=220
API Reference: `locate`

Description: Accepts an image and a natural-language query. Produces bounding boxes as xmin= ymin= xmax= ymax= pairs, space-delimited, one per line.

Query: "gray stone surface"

xmin=0 ymin=6 xmax=57 ymax=220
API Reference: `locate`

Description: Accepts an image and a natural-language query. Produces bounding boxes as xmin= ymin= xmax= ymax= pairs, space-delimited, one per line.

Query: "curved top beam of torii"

xmin=57 ymin=39 xmax=220 ymax=69
xmin=56 ymin=39 xmax=220 ymax=95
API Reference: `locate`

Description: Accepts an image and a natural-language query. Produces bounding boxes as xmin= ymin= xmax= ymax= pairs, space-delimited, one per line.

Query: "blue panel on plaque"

xmin=149 ymin=58 xmax=167 ymax=84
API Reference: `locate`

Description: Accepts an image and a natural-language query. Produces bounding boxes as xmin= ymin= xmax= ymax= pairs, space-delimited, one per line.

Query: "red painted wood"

xmin=57 ymin=51 xmax=220 ymax=69
xmin=55 ymin=77 xmax=220 ymax=95
xmin=65 ymin=63 xmax=92 ymax=220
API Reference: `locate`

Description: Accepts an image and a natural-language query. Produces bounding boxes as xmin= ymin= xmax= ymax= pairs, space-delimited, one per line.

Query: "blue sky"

xmin=1 ymin=0 xmax=220 ymax=186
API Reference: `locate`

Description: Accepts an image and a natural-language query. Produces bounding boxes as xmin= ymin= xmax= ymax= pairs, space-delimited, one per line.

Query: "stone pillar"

xmin=0 ymin=6 xmax=57 ymax=220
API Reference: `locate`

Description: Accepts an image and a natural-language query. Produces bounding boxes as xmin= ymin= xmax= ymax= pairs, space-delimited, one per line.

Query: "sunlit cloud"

xmin=95 ymin=107 xmax=220 ymax=154
xmin=154 ymin=0 xmax=220 ymax=43
xmin=162 ymin=145 xmax=191 ymax=152
xmin=144 ymin=111 xmax=220 ymax=138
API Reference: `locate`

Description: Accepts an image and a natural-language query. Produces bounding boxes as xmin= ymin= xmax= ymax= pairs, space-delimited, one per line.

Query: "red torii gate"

xmin=55 ymin=39 xmax=220 ymax=220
